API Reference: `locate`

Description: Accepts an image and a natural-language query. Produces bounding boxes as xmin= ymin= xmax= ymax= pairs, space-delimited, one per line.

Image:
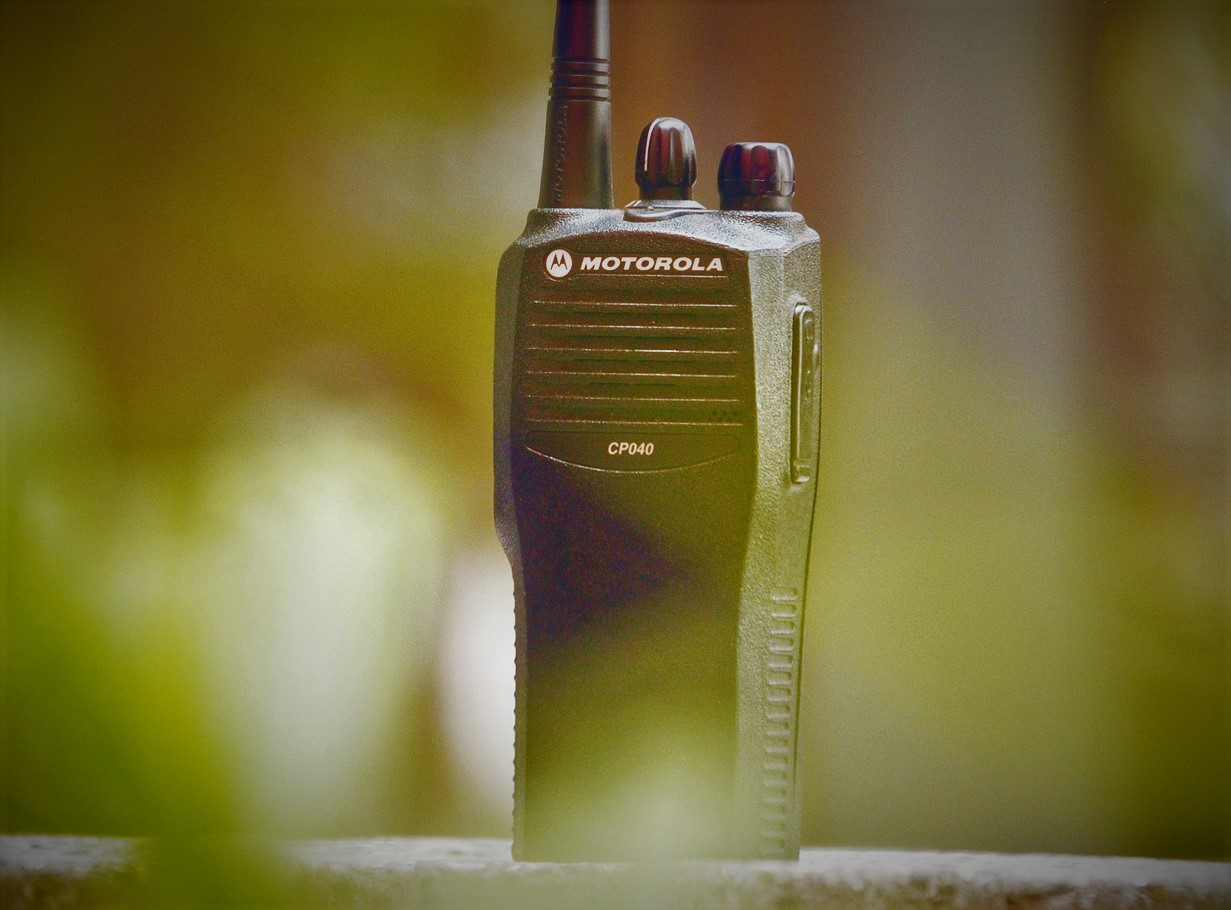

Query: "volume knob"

xmin=718 ymin=142 xmax=795 ymax=211
xmin=636 ymin=117 xmax=697 ymax=202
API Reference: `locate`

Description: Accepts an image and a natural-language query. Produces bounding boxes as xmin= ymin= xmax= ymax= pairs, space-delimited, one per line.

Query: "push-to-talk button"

xmin=791 ymin=301 xmax=819 ymax=482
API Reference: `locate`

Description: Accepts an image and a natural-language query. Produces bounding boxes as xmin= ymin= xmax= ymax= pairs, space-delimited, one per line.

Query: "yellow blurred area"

xmin=1 ymin=0 xmax=1226 ymax=886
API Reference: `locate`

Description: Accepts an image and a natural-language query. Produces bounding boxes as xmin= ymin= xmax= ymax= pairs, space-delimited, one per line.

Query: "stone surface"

xmin=0 ymin=836 xmax=1228 ymax=908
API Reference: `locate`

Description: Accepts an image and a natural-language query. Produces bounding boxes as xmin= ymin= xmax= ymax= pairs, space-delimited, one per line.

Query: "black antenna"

xmin=538 ymin=0 xmax=613 ymax=209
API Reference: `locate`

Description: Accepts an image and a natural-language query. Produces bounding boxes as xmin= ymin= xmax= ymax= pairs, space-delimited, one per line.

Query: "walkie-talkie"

xmin=494 ymin=0 xmax=821 ymax=861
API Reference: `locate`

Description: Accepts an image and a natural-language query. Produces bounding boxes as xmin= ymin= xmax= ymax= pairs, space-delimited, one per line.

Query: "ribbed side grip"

xmin=517 ymin=298 xmax=748 ymax=429
xmin=760 ymin=588 xmax=801 ymax=857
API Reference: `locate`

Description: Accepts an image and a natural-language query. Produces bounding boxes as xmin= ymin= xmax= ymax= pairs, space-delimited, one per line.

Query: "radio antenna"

xmin=538 ymin=0 xmax=613 ymax=209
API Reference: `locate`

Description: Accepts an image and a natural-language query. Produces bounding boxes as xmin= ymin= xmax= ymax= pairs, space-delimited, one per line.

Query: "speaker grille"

xmin=517 ymin=298 xmax=748 ymax=429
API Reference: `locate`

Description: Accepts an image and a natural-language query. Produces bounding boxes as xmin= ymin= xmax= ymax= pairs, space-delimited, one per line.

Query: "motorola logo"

xmin=545 ymin=249 xmax=573 ymax=278
xmin=546 ymin=247 xmax=725 ymax=278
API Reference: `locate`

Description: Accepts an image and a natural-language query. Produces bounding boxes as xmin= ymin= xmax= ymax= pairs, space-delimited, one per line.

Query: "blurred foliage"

xmin=1 ymin=0 xmax=552 ymax=844
xmin=0 ymin=4 xmax=1226 ymax=898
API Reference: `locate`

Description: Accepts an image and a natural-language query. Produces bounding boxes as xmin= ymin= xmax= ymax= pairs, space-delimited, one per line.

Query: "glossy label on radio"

xmin=524 ymin=430 xmax=740 ymax=471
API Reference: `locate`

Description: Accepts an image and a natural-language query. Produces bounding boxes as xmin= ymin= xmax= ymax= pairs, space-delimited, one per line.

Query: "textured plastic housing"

xmin=495 ymin=207 xmax=821 ymax=861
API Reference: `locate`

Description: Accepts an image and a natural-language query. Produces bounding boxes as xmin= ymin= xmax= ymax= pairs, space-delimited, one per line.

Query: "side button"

xmin=791 ymin=302 xmax=819 ymax=482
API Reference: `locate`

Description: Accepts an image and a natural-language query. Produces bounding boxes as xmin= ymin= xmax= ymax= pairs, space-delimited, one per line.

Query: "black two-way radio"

xmin=494 ymin=0 xmax=821 ymax=861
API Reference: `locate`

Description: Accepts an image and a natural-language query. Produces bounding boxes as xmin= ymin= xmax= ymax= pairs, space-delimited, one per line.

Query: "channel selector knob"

xmin=718 ymin=141 xmax=795 ymax=211
xmin=636 ymin=117 xmax=698 ymax=202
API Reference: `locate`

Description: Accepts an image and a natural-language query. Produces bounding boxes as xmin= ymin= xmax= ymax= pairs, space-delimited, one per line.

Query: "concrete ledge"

xmin=1 ymin=836 xmax=1228 ymax=908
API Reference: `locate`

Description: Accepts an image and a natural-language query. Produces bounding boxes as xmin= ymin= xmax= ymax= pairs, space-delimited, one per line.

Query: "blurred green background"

xmin=1 ymin=0 xmax=1226 ymax=868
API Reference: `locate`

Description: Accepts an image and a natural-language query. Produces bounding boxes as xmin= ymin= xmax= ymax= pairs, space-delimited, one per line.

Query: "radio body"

xmin=493 ymin=0 xmax=821 ymax=861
